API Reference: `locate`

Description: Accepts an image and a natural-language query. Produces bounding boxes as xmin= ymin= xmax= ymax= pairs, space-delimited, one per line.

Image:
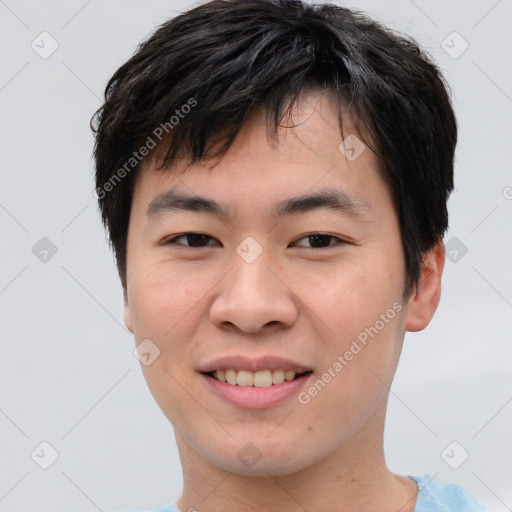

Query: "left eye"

xmin=163 ymin=232 xmax=342 ymax=249
xmin=292 ymin=233 xmax=342 ymax=248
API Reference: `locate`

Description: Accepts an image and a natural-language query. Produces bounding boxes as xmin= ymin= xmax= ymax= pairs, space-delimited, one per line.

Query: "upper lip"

xmin=198 ymin=355 xmax=311 ymax=374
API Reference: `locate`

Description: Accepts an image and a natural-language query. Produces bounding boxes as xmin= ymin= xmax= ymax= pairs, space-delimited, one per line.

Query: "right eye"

xmin=163 ymin=232 xmax=220 ymax=248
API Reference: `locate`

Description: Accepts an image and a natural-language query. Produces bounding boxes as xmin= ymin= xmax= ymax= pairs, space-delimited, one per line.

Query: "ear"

xmin=405 ymin=241 xmax=445 ymax=332
xmin=123 ymin=288 xmax=134 ymax=333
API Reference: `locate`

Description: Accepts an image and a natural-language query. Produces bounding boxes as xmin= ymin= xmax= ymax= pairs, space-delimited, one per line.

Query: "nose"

xmin=209 ymin=253 xmax=299 ymax=334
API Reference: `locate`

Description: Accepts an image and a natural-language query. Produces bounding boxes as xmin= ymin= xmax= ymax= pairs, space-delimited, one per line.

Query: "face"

xmin=124 ymin=90 xmax=427 ymax=476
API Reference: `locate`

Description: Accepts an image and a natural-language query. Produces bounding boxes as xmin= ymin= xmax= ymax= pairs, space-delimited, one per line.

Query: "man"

xmin=92 ymin=1 xmax=486 ymax=510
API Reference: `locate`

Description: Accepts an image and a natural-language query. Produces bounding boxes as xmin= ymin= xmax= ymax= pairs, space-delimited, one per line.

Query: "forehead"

xmin=132 ymin=90 xmax=386 ymax=214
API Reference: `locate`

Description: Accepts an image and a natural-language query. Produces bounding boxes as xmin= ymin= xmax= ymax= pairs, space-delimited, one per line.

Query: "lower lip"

xmin=202 ymin=373 xmax=312 ymax=409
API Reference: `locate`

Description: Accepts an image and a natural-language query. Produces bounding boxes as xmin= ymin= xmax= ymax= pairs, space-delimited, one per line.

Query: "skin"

xmin=123 ymin=90 xmax=445 ymax=512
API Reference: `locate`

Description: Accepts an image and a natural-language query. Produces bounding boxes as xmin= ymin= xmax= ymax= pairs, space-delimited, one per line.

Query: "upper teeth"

xmin=213 ymin=369 xmax=297 ymax=387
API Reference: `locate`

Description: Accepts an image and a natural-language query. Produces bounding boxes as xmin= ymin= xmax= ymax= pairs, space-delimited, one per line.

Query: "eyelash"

xmin=162 ymin=232 xmax=346 ymax=249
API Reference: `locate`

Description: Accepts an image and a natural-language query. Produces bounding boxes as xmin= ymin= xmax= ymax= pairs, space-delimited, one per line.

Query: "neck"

xmin=175 ymin=404 xmax=417 ymax=512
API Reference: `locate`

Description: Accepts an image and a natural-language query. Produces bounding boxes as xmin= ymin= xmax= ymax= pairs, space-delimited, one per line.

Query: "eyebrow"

xmin=146 ymin=187 xmax=370 ymax=221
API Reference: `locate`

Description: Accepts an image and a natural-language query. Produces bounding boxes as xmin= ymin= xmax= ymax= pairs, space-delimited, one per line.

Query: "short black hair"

xmin=92 ymin=0 xmax=457 ymax=296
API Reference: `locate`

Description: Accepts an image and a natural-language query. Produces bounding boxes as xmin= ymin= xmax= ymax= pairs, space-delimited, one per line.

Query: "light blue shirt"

xmin=127 ymin=474 xmax=487 ymax=512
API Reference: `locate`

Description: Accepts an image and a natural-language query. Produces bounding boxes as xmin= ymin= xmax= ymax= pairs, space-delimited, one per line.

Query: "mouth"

xmin=198 ymin=355 xmax=313 ymax=408
xmin=204 ymin=369 xmax=313 ymax=388
xmin=201 ymin=369 xmax=313 ymax=409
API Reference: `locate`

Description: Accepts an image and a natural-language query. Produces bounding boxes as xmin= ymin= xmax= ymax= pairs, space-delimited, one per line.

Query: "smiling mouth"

xmin=205 ymin=369 xmax=313 ymax=388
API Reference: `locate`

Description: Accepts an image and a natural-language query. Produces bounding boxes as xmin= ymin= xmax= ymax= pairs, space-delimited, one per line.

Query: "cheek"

xmin=301 ymin=307 xmax=405 ymax=440
xmin=128 ymin=266 xmax=209 ymax=421
xmin=293 ymin=258 xmax=397 ymax=340
xmin=291 ymin=256 xmax=405 ymax=398
xmin=127 ymin=262 xmax=210 ymax=346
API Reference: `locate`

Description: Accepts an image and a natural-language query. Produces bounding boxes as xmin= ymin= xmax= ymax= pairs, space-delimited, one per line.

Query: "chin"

xmin=213 ymin=452 xmax=310 ymax=477
xmin=201 ymin=436 xmax=325 ymax=477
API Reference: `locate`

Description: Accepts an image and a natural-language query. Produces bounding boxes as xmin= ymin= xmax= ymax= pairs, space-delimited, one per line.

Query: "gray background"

xmin=0 ymin=0 xmax=511 ymax=511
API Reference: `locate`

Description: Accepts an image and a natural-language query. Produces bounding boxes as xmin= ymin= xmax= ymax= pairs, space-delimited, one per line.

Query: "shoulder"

xmin=410 ymin=475 xmax=487 ymax=512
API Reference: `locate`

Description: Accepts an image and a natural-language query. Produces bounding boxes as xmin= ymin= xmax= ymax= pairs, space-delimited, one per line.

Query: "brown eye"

xmin=293 ymin=233 xmax=342 ymax=248
xmin=165 ymin=233 xmax=218 ymax=247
